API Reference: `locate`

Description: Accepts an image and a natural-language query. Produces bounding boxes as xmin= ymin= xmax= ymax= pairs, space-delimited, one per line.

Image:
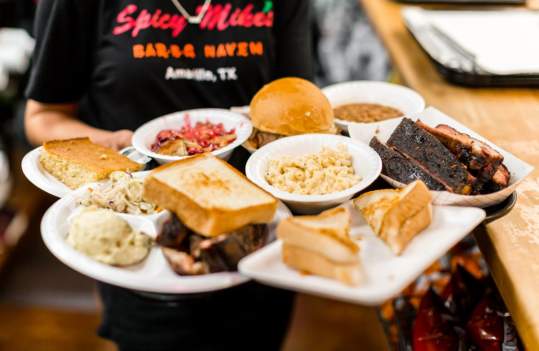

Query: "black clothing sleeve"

xmin=273 ymin=0 xmax=313 ymax=80
xmin=25 ymin=0 xmax=97 ymax=103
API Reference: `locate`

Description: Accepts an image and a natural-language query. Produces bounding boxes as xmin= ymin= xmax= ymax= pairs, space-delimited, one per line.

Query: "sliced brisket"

xmin=415 ymin=121 xmax=505 ymax=187
xmin=387 ymin=118 xmax=474 ymax=195
xmin=158 ymin=215 xmax=269 ymax=275
xmin=482 ymin=164 xmax=511 ymax=193
xmin=369 ymin=137 xmax=446 ymax=191
xmin=197 ymin=224 xmax=268 ymax=272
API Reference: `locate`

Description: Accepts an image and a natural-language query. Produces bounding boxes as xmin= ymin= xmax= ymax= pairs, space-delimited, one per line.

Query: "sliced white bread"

xmin=277 ymin=207 xmax=362 ymax=286
xmin=354 ymin=180 xmax=432 ymax=255
xmin=282 ymin=244 xmax=362 ymax=286
xmin=277 ymin=207 xmax=358 ymax=263
xmin=143 ymin=154 xmax=277 ymax=237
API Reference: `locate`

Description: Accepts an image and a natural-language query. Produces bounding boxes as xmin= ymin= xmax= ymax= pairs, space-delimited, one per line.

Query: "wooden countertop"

xmin=361 ymin=0 xmax=539 ymax=348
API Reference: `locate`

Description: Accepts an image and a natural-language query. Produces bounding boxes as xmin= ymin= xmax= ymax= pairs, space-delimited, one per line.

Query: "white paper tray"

xmin=239 ymin=201 xmax=485 ymax=306
xmin=348 ymin=107 xmax=534 ymax=207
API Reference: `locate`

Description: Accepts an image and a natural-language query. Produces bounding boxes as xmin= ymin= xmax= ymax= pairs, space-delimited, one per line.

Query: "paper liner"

xmin=348 ymin=107 xmax=534 ymax=208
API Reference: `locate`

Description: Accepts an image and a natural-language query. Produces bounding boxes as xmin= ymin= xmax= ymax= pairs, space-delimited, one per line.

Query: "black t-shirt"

xmin=25 ymin=0 xmax=312 ymax=131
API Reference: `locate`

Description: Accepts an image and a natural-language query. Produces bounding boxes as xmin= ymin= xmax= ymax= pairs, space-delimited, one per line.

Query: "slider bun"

xmin=250 ymin=77 xmax=335 ymax=136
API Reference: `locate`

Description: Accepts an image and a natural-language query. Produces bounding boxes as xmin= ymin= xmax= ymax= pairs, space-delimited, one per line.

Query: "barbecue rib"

xmin=483 ymin=164 xmax=511 ymax=193
xmin=369 ymin=137 xmax=446 ymax=191
xmin=415 ymin=121 xmax=505 ymax=189
xmin=387 ymin=118 xmax=475 ymax=195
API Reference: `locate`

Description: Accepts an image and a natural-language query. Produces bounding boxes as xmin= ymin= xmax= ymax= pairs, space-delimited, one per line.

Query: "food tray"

xmin=40 ymin=181 xmax=292 ymax=294
xmin=403 ymin=8 xmax=539 ymax=87
xmin=239 ymin=201 xmax=485 ymax=306
xmin=348 ymin=107 xmax=534 ymax=207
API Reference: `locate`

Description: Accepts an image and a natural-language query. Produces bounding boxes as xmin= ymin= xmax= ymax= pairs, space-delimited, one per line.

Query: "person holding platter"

xmin=24 ymin=1 xmax=312 ymax=350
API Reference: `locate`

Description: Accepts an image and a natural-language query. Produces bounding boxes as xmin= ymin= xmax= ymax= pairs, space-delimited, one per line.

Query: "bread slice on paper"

xmin=354 ymin=180 xmax=432 ymax=255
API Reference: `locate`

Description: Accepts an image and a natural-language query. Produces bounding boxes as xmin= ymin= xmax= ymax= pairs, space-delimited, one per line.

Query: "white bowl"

xmin=132 ymin=108 xmax=253 ymax=164
xmin=246 ymin=134 xmax=382 ymax=214
xmin=322 ymin=81 xmax=426 ymax=132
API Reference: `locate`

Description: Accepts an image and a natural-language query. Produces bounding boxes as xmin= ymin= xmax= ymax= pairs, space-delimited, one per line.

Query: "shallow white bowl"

xmin=132 ymin=108 xmax=253 ymax=164
xmin=322 ymin=81 xmax=426 ymax=132
xmin=246 ymin=134 xmax=382 ymax=214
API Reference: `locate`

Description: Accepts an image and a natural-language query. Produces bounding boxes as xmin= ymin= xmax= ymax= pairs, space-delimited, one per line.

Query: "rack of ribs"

xmin=415 ymin=121 xmax=509 ymax=192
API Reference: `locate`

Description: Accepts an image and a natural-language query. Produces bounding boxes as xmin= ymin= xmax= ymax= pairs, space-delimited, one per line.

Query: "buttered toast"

xmin=277 ymin=207 xmax=362 ymax=286
xmin=143 ymin=154 xmax=278 ymax=237
xmin=40 ymin=138 xmax=142 ymax=189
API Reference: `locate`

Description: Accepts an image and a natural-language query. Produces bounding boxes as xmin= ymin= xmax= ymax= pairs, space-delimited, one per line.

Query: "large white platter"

xmin=41 ymin=185 xmax=291 ymax=294
xmin=239 ymin=201 xmax=485 ymax=306
xmin=348 ymin=107 xmax=534 ymax=208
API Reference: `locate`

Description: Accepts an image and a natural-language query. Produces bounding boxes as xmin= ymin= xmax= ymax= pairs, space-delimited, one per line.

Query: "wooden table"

xmin=361 ymin=0 xmax=539 ymax=348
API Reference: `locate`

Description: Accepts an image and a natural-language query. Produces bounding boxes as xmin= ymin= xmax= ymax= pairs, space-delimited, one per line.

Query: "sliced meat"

xmin=158 ymin=215 xmax=269 ymax=275
xmin=492 ymin=164 xmax=510 ymax=188
xmin=416 ymin=121 xmax=504 ymax=186
xmin=370 ymin=137 xmax=446 ymax=191
xmin=198 ymin=224 xmax=269 ymax=272
xmin=387 ymin=118 xmax=475 ymax=195
xmin=156 ymin=215 xmax=190 ymax=250
xmin=161 ymin=247 xmax=209 ymax=275
xmin=483 ymin=164 xmax=511 ymax=193
xmin=156 ymin=138 xmax=188 ymax=156
xmin=246 ymin=129 xmax=282 ymax=149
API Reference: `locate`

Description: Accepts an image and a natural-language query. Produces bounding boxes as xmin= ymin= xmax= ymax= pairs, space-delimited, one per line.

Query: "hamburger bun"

xmin=249 ymin=77 xmax=335 ymax=136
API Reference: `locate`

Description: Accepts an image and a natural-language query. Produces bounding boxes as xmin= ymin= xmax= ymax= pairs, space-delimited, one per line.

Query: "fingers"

xmin=111 ymin=130 xmax=134 ymax=150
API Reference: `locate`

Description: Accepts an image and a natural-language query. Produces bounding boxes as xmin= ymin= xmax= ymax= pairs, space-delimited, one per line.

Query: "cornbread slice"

xmin=277 ymin=207 xmax=362 ymax=286
xmin=40 ymin=138 xmax=142 ymax=189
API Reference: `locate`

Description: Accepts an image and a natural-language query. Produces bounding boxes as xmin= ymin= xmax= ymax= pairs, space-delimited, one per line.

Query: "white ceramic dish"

xmin=21 ymin=146 xmax=148 ymax=198
xmin=132 ymin=108 xmax=252 ymax=164
xmin=22 ymin=146 xmax=73 ymax=198
xmin=322 ymin=81 xmax=426 ymax=132
xmin=348 ymin=107 xmax=534 ymax=208
xmin=245 ymin=134 xmax=382 ymax=214
xmin=41 ymin=183 xmax=292 ymax=294
xmin=239 ymin=201 xmax=486 ymax=306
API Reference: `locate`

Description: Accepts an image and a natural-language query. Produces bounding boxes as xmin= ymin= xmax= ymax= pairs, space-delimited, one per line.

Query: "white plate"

xmin=21 ymin=146 xmax=148 ymax=198
xmin=246 ymin=134 xmax=382 ymax=214
xmin=21 ymin=147 xmax=71 ymax=198
xmin=41 ymin=186 xmax=292 ymax=294
xmin=132 ymin=108 xmax=253 ymax=164
xmin=348 ymin=107 xmax=534 ymax=207
xmin=239 ymin=201 xmax=485 ymax=306
xmin=322 ymin=81 xmax=426 ymax=132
